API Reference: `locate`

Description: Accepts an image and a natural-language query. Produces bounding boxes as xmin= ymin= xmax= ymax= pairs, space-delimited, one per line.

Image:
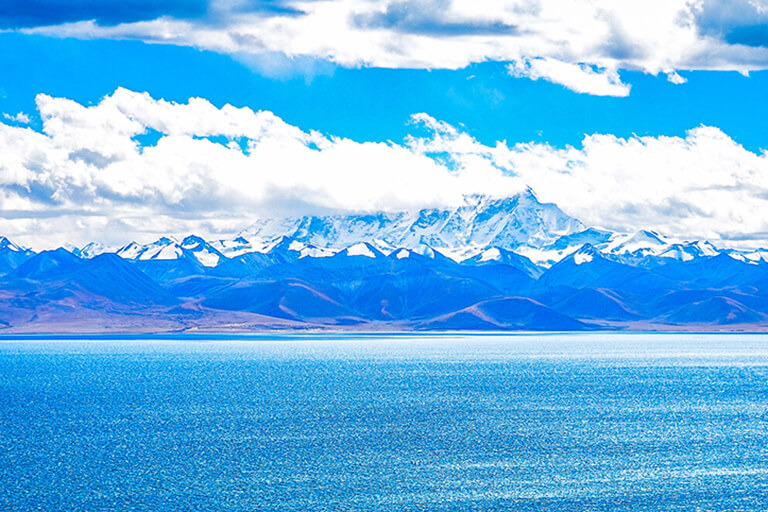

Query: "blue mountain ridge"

xmin=2 ymin=193 xmax=768 ymax=332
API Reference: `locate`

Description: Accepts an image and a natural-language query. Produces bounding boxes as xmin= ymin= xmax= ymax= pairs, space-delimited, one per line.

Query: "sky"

xmin=1 ymin=0 xmax=768 ymax=249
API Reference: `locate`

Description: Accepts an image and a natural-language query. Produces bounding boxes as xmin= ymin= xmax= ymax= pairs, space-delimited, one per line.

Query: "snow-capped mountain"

xmin=724 ymin=249 xmax=768 ymax=264
xmin=601 ymin=230 xmax=670 ymax=256
xmin=117 ymin=237 xmax=183 ymax=261
xmin=71 ymin=242 xmax=114 ymax=259
xmin=463 ymin=246 xmax=543 ymax=278
xmin=116 ymin=236 xmax=226 ymax=268
xmin=657 ymin=241 xmax=719 ymax=262
xmin=0 ymin=236 xmax=27 ymax=253
xmin=209 ymin=236 xmax=279 ymax=258
xmin=337 ymin=242 xmax=384 ymax=259
xmin=179 ymin=236 xmax=226 ymax=267
xmin=0 ymin=236 xmax=35 ymax=273
xmin=519 ymin=229 xmax=725 ymax=267
xmin=2 ymin=216 xmax=768 ymax=332
xmin=237 ymin=189 xmax=584 ymax=253
xmin=52 ymin=188 xmax=746 ymax=272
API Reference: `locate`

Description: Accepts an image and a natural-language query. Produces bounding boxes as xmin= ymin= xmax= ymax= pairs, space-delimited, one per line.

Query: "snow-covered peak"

xmin=236 ymin=189 xmax=584 ymax=253
xmin=72 ymin=242 xmax=114 ymax=259
xmin=725 ymin=249 xmax=768 ymax=264
xmin=658 ymin=240 xmax=719 ymax=262
xmin=181 ymin=235 xmax=206 ymax=250
xmin=116 ymin=242 xmax=144 ymax=260
xmin=63 ymin=191 xmax=738 ymax=270
xmin=602 ymin=230 xmax=671 ymax=256
xmin=117 ymin=236 xmax=223 ymax=267
xmin=144 ymin=242 xmax=182 ymax=261
xmin=696 ymin=241 xmax=720 ymax=256
xmin=343 ymin=242 xmax=379 ymax=258
xmin=178 ymin=236 xmax=225 ymax=267
xmin=571 ymin=244 xmax=600 ymax=266
xmin=516 ymin=228 xmax=614 ymax=267
xmin=0 ymin=236 xmax=25 ymax=253
xmin=744 ymin=251 xmax=768 ymax=263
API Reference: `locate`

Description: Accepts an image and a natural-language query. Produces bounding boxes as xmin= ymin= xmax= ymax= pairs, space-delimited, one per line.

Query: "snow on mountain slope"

xmin=601 ymin=230 xmax=671 ymax=256
xmin=118 ymin=237 xmax=182 ymax=261
xmin=339 ymin=242 xmax=383 ymax=259
xmin=574 ymin=251 xmax=594 ymax=265
xmin=658 ymin=241 xmax=719 ymax=262
xmin=65 ymin=191 xmax=738 ymax=271
xmin=71 ymin=242 xmax=114 ymax=259
xmin=117 ymin=236 xmax=225 ymax=268
xmin=515 ymin=228 xmax=614 ymax=267
xmin=238 ymin=189 xmax=584 ymax=252
xmin=463 ymin=246 xmax=543 ymax=278
xmin=209 ymin=236 xmax=276 ymax=257
xmin=283 ymin=240 xmax=336 ymax=259
xmin=0 ymin=236 xmax=26 ymax=253
xmin=180 ymin=236 xmax=228 ymax=267
xmin=522 ymin=229 xmax=723 ymax=267
xmin=723 ymin=249 xmax=768 ymax=264
xmin=0 ymin=236 xmax=35 ymax=273
xmin=344 ymin=242 xmax=377 ymax=258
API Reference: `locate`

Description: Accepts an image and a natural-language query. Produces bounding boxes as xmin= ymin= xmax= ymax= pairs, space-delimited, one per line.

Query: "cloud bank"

xmin=409 ymin=114 xmax=768 ymax=247
xmin=14 ymin=0 xmax=768 ymax=95
xmin=1 ymin=89 xmax=768 ymax=249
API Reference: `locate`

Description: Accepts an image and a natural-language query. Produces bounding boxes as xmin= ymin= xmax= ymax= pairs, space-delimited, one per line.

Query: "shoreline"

xmin=1 ymin=329 xmax=768 ymax=341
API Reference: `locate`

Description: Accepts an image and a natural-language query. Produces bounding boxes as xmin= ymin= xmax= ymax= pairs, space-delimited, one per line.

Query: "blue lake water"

xmin=1 ymin=333 xmax=767 ymax=511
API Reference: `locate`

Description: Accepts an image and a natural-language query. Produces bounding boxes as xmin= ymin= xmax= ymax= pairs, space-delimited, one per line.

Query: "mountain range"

xmin=2 ymin=190 xmax=768 ymax=333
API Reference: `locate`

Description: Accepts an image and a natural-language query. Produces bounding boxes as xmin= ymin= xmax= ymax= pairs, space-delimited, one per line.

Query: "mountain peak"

xmin=73 ymin=242 xmax=113 ymax=259
xmin=572 ymin=244 xmax=600 ymax=265
xmin=234 ymin=187 xmax=583 ymax=253
xmin=603 ymin=230 xmax=671 ymax=256
xmin=181 ymin=235 xmax=206 ymax=249
xmin=342 ymin=242 xmax=381 ymax=258
xmin=0 ymin=236 xmax=25 ymax=253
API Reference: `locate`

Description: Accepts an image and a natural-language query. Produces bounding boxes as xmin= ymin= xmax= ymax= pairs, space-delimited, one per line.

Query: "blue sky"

xmin=1 ymin=0 xmax=768 ymax=249
xmin=3 ymin=33 xmax=768 ymax=152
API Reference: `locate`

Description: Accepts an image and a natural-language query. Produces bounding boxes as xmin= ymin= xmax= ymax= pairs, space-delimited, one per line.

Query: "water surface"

xmin=1 ymin=333 xmax=767 ymax=511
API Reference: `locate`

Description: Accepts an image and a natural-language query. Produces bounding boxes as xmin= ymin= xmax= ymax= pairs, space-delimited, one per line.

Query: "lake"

xmin=1 ymin=333 xmax=767 ymax=511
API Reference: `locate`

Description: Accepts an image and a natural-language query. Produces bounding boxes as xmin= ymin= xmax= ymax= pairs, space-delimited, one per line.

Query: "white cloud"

xmin=507 ymin=58 xmax=630 ymax=96
xmin=19 ymin=0 xmax=768 ymax=95
xmin=408 ymin=114 xmax=768 ymax=248
xmin=0 ymin=88 xmax=525 ymax=249
xmin=666 ymin=71 xmax=688 ymax=85
xmin=2 ymin=89 xmax=768 ymax=249
xmin=3 ymin=112 xmax=31 ymax=124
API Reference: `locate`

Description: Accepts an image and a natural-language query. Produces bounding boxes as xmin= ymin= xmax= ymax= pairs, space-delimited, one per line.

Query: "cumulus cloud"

xmin=2 ymin=112 xmax=31 ymax=124
xmin=692 ymin=0 xmax=768 ymax=47
xmin=408 ymin=114 xmax=768 ymax=248
xmin=2 ymin=89 xmax=768 ymax=249
xmin=0 ymin=88 xmax=526 ymax=248
xmin=508 ymin=58 xmax=630 ymax=96
xmin=16 ymin=0 xmax=768 ymax=95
